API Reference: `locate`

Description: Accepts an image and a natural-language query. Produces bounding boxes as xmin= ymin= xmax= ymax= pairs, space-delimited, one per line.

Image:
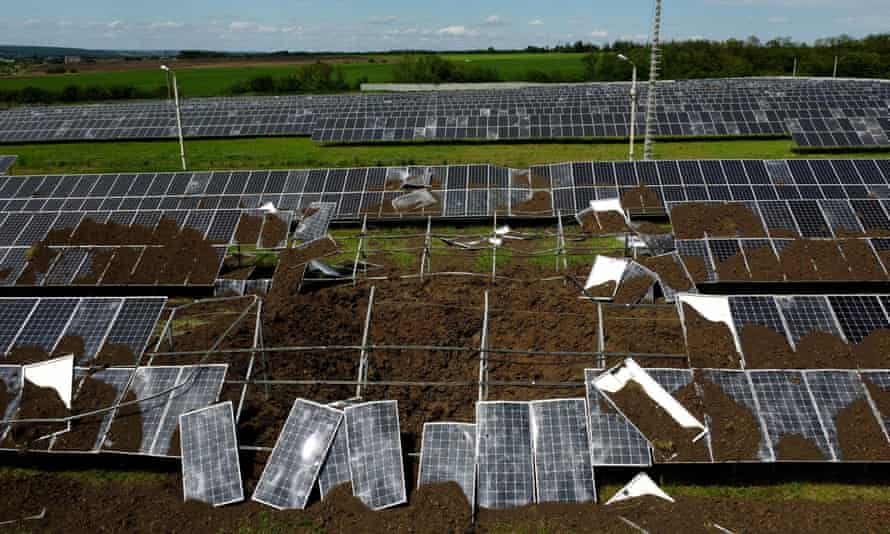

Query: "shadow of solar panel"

xmin=344 ymin=401 xmax=406 ymax=511
xmin=530 ymin=399 xmax=596 ymax=504
xmin=749 ymin=370 xmax=835 ymax=462
xmin=476 ymin=401 xmax=535 ymax=509
xmin=180 ymin=401 xmax=243 ymax=507
xmin=253 ymin=400 xmax=342 ymax=510
xmin=418 ymin=422 xmax=476 ymax=507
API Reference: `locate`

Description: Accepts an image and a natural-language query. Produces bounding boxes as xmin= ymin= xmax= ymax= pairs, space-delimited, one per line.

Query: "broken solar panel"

xmin=805 ymin=371 xmax=881 ymax=461
xmin=775 ymin=296 xmax=845 ymax=348
xmin=180 ymin=401 xmax=243 ymax=507
xmin=344 ymin=401 xmax=406 ymax=511
xmin=51 ymin=367 xmax=132 ymax=452
xmin=700 ymin=369 xmax=773 ymax=462
xmin=253 ymin=400 xmax=343 ymax=510
xmin=103 ymin=365 xmax=226 ymax=457
xmin=98 ymin=297 xmax=166 ymax=363
xmin=530 ymin=399 xmax=596 ymax=504
xmin=748 ymin=370 xmax=835 ymax=462
xmin=583 ymin=369 xmax=651 ymax=466
xmin=476 ymin=401 xmax=536 ymax=509
xmin=861 ymin=371 xmax=890 ymax=438
xmin=418 ymin=423 xmax=476 ymax=506
xmin=317 ymin=421 xmax=351 ymax=499
xmin=0 ymin=365 xmax=21 ymax=442
xmin=729 ymin=296 xmax=792 ymax=346
xmin=293 ymin=202 xmax=335 ymax=243
xmin=827 ymin=296 xmax=890 ymax=344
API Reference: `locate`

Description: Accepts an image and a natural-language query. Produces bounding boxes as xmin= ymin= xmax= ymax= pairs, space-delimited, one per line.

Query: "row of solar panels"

xmin=789 ymin=117 xmax=890 ymax=148
xmin=1 ymin=78 xmax=887 ymax=143
xmin=0 ymin=209 xmax=292 ymax=248
xmin=0 ymin=297 xmax=165 ymax=364
xmin=0 ymin=156 xmax=15 ymax=175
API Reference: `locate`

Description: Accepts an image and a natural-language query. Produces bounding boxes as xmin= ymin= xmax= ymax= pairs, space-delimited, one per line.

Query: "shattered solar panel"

xmin=418 ymin=423 xmax=476 ymax=506
xmin=583 ymin=369 xmax=651 ymax=467
xmin=344 ymin=401 xmax=406 ymax=510
xmin=530 ymin=399 xmax=596 ymax=504
xmin=180 ymin=402 xmax=243 ymax=507
xmin=476 ymin=401 xmax=536 ymax=509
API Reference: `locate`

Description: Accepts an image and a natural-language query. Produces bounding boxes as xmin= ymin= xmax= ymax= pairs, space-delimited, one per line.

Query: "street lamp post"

xmin=161 ymin=65 xmax=188 ymax=171
xmin=618 ymin=54 xmax=637 ymax=162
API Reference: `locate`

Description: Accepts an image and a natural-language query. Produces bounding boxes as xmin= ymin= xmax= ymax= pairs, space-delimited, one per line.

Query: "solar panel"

xmin=253 ymin=400 xmax=342 ymax=510
xmin=418 ymin=423 xmax=476 ymax=505
xmin=0 ymin=299 xmax=39 ymax=354
xmin=700 ymin=369 xmax=773 ymax=462
xmin=0 ymin=156 xmax=16 ymax=175
xmin=729 ymin=296 xmax=791 ymax=340
xmin=775 ymin=296 xmax=845 ymax=347
xmin=100 ymin=297 xmax=166 ymax=361
xmin=12 ymin=298 xmax=79 ymax=353
xmin=180 ymin=401 xmax=244 ymax=507
xmin=344 ymin=401 xmax=406 ymax=510
xmin=476 ymin=401 xmax=536 ymax=509
xmin=0 ymin=365 xmax=21 ymax=442
xmin=293 ymin=202 xmax=335 ymax=243
xmin=150 ymin=365 xmax=228 ymax=457
xmin=583 ymin=369 xmax=650 ymax=466
xmin=61 ymin=298 xmax=122 ymax=363
xmin=749 ymin=370 xmax=835 ymax=461
xmin=827 ymin=296 xmax=890 ymax=344
xmin=805 ymin=371 xmax=877 ymax=461
xmin=862 ymin=371 xmax=890 ymax=435
xmin=529 ymin=399 xmax=596 ymax=504
xmin=317 ymin=421 xmax=351 ymax=499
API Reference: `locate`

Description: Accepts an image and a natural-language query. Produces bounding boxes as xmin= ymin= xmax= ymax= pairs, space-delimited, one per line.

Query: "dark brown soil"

xmin=793 ymin=332 xmax=856 ymax=369
xmin=808 ymin=240 xmax=850 ymax=281
xmin=597 ymin=212 xmax=632 ymax=234
xmin=101 ymin=247 xmax=141 ymax=285
xmin=609 ymin=381 xmax=710 ymax=462
xmin=671 ymin=203 xmax=766 ymax=239
xmin=260 ymin=215 xmax=289 ymax=248
xmin=52 ymin=375 xmax=119 ymax=452
xmin=715 ymin=252 xmax=751 ymax=281
xmin=864 ymin=378 xmax=890 ymax=429
xmin=613 ymin=276 xmax=655 ymax=305
xmin=16 ymin=243 xmax=58 ymax=285
xmin=578 ymin=212 xmax=599 ymax=233
xmin=697 ymin=374 xmax=762 ymax=461
xmin=835 ymin=398 xmax=890 ymax=461
xmin=642 ymin=255 xmax=693 ymax=291
xmin=586 ymin=281 xmax=616 ymax=298
xmin=512 ymin=191 xmax=551 ymax=215
xmin=235 ymin=214 xmax=263 ymax=245
xmin=634 ymin=222 xmax=669 ymax=235
xmin=682 ymin=305 xmax=740 ymax=369
xmin=621 ymin=185 xmax=663 ymax=212
xmin=102 ymin=388 xmax=144 ymax=452
xmin=774 ymin=433 xmax=829 ymax=461
xmin=852 ymin=330 xmax=890 ymax=369
xmin=266 ymin=238 xmax=338 ymax=308
xmin=6 ymin=345 xmax=54 ymax=365
xmin=840 ymin=240 xmax=887 ymax=281
xmin=744 ymin=243 xmax=784 ymax=281
xmin=778 ymin=240 xmax=818 ymax=281
xmin=11 ymin=380 xmax=69 ymax=448
xmin=73 ymin=249 xmax=114 ymax=285
xmin=603 ymin=306 xmax=687 ymax=367
xmin=95 ymin=343 xmax=139 ymax=366
xmin=52 ymin=335 xmax=86 ymax=360
xmin=680 ymin=255 xmax=709 ymax=284
xmin=739 ymin=325 xmax=795 ymax=369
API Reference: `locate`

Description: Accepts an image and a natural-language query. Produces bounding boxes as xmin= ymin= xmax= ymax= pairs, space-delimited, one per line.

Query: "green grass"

xmin=0 ymin=53 xmax=588 ymax=98
xmin=5 ymin=137 xmax=887 ymax=176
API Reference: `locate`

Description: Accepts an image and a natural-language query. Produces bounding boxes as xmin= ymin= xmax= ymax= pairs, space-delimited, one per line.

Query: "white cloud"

xmin=436 ymin=25 xmax=479 ymax=37
xmin=483 ymin=15 xmax=508 ymax=27
xmin=528 ymin=19 xmax=544 ymax=26
xmin=590 ymin=29 xmax=609 ymax=38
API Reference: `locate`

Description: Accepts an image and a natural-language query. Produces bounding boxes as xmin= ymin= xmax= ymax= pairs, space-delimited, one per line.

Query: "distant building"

xmin=64 ymin=56 xmax=82 ymax=65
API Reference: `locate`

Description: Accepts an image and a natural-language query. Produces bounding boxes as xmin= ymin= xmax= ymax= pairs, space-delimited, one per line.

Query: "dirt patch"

xmin=266 ymin=238 xmax=338 ymax=307
xmin=777 ymin=240 xmax=818 ymax=281
xmin=586 ymin=281 xmax=616 ymax=299
xmin=641 ymin=255 xmax=692 ymax=292
xmin=680 ymin=255 xmax=709 ymax=284
xmin=512 ymin=191 xmax=551 ymax=215
xmin=852 ymin=330 xmax=890 ymax=369
xmin=613 ymin=276 xmax=654 ymax=305
xmin=578 ymin=211 xmax=630 ymax=235
xmin=16 ymin=243 xmax=58 ymax=285
xmin=609 ymin=381 xmax=710 ymax=462
xmin=840 ymin=239 xmax=887 ymax=281
xmin=835 ymin=398 xmax=890 ymax=461
xmin=95 ymin=343 xmax=139 ymax=366
xmin=793 ymin=332 xmax=856 ymax=369
xmin=260 ymin=215 xmax=289 ymax=248
xmin=603 ymin=306 xmax=686 ymax=367
xmin=52 ymin=375 xmax=119 ymax=452
xmin=102 ymin=388 xmax=144 ymax=452
xmin=52 ymin=335 xmax=86 ymax=360
xmin=235 ymin=214 xmax=263 ymax=245
xmin=682 ymin=305 xmax=739 ymax=369
xmin=10 ymin=380 xmax=69 ymax=448
xmin=621 ymin=185 xmax=663 ymax=212
xmin=744 ymin=243 xmax=784 ymax=281
xmin=864 ymin=378 xmax=890 ymax=430
xmin=715 ymin=252 xmax=751 ymax=282
xmin=738 ymin=325 xmax=795 ymax=369
xmin=5 ymin=345 xmax=54 ymax=365
xmin=101 ymin=247 xmax=141 ymax=285
xmin=671 ymin=203 xmax=766 ymax=239
xmin=774 ymin=433 xmax=829 ymax=461
xmin=697 ymin=374 xmax=762 ymax=461
xmin=73 ymin=249 xmax=114 ymax=285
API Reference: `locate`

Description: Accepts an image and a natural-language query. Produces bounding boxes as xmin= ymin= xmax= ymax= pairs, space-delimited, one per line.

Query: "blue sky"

xmin=1 ymin=0 xmax=887 ymax=52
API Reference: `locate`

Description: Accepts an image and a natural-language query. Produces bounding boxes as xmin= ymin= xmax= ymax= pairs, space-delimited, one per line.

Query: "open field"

xmin=4 ymin=137 xmax=888 ymax=175
xmin=0 ymin=53 xmax=589 ymax=98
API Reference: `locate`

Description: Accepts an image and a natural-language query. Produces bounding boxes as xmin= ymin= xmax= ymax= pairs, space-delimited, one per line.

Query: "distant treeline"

xmin=0 ymin=84 xmax=168 ymax=105
xmin=227 ymin=62 xmax=355 ymax=95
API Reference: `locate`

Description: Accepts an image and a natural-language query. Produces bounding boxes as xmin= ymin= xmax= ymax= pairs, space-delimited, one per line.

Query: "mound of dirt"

xmin=774 ymin=433 xmax=829 ymax=461
xmin=641 ymin=255 xmax=693 ymax=291
xmin=697 ymin=374 xmax=763 ymax=462
xmin=835 ymin=398 xmax=890 ymax=461
xmin=682 ymin=305 xmax=739 ymax=369
xmin=671 ymin=203 xmax=766 ymax=239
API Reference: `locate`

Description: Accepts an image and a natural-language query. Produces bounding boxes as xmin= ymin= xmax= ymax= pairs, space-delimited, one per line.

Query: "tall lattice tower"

xmin=643 ymin=0 xmax=662 ymax=161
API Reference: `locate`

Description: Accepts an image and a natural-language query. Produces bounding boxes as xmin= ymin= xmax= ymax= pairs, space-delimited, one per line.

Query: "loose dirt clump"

xmin=715 ymin=252 xmax=751 ymax=281
xmin=585 ymin=281 xmax=616 ymax=299
xmin=777 ymin=240 xmax=818 ymax=281
xmin=5 ymin=345 xmax=53 ymax=365
xmin=774 ymin=433 xmax=829 ymax=461
xmin=613 ymin=276 xmax=654 ymax=304
xmin=94 ymin=343 xmax=138 ymax=366
xmin=234 ymin=214 xmax=263 ymax=245
xmin=682 ymin=305 xmax=740 ymax=369
xmin=793 ymin=331 xmax=856 ymax=369
xmin=744 ymin=243 xmax=784 ymax=281
xmin=603 ymin=306 xmax=687 ymax=367
xmin=680 ymin=255 xmax=709 ymax=284
xmin=609 ymin=381 xmax=710 ymax=462
xmin=52 ymin=375 xmax=119 ymax=452
xmin=16 ymin=243 xmax=58 ymax=285
xmin=671 ymin=203 xmax=766 ymax=239
xmin=621 ymin=185 xmax=663 ymax=213
xmin=10 ymin=380 xmax=69 ymax=448
xmin=512 ymin=191 xmax=551 ymax=215
xmin=598 ymin=212 xmax=632 ymax=234
xmin=102 ymin=389 xmax=144 ymax=452
xmin=259 ymin=215 xmax=288 ymax=248
xmin=738 ymin=325 xmax=795 ymax=369
xmin=852 ymin=330 xmax=890 ymax=368
xmin=642 ymin=255 xmax=693 ymax=291
xmin=266 ymin=238 xmax=338 ymax=307
xmin=52 ymin=335 xmax=86 ymax=360
xmin=834 ymin=398 xmax=890 ymax=461
xmin=101 ymin=247 xmax=141 ymax=285
xmin=697 ymin=374 xmax=762 ymax=461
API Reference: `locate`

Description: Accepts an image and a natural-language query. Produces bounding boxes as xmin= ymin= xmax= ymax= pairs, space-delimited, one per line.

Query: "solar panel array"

xmin=418 ymin=423 xmax=476 ymax=505
xmin=789 ymin=117 xmax=890 ymax=148
xmin=180 ymin=401 xmax=244 ymax=507
xmin=0 ymin=156 xmax=15 ymax=175
xmin=0 ymin=297 xmax=164 ymax=363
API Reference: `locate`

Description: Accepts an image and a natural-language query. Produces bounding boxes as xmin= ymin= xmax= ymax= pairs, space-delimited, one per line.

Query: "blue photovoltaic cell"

xmin=418 ymin=423 xmax=476 ymax=506
xmin=530 ymin=399 xmax=596 ymax=504
xmin=476 ymin=402 xmax=535 ymax=509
